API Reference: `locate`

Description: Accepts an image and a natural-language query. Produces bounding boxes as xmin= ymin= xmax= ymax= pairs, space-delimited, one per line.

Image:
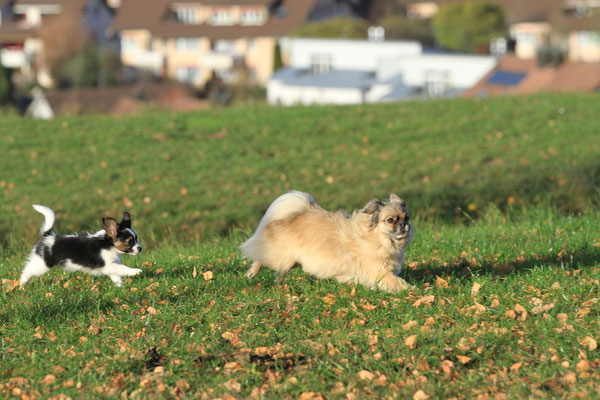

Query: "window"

xmin=241 ymin=9 xmax=265 ymax=25
xmin=424 ymin=70 xmax=450 ymax=98
xmin=211 ymin=9 xmax=233 ymax=25
xmin=122 ymin=37 xmax=137 ymax=51
xmin=310 ymin=54 xmax=332 ymax=75
xmin=176 ymin=66 xmax=200 ymax=83
xmin=578 ymin=31 xmax=600 ymax=46
xmin=516 ymin=32 xmax=537 ymax=46
xmin=176 ymin=8 xmax=198 ymax=24
xmin=213 ymin=40 xmax=235 ymax=54
xmin=176 ymin=38 xmax=200 ymax=51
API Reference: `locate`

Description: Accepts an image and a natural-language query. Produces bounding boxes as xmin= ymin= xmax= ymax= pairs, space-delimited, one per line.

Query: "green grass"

xmin=1 ymin=93 xmax=599 ymax=398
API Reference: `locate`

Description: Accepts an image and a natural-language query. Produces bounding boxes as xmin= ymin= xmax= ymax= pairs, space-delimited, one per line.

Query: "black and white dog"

xmin=20 ymin=205 xmax=143 ymax=287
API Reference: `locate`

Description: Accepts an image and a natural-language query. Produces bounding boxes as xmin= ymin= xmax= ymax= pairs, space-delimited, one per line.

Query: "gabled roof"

xmin=464 ymin=54 xmax=600 ymax=97
xmin=112 ymin=0 xmax=316 ymax=39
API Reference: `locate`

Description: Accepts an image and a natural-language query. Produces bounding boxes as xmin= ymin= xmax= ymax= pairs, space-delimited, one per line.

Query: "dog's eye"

xmin=127 ymin=238 xmax=133 ymax=244
xmin=386 ymin=217 xmax=395 ymax=224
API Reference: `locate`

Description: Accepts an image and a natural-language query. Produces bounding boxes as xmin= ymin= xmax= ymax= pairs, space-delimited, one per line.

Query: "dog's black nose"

xmin=136 ymin=245 xmax=142 ymax=253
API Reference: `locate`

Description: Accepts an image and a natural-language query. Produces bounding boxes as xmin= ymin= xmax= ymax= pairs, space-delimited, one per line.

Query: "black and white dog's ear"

xmin=103 ymin=217 xmax=119 ymax=238
xmin=119 ymin=211 xmax=131 ymax=229
xmin=389 ymin=194 xmax=406 ymax=207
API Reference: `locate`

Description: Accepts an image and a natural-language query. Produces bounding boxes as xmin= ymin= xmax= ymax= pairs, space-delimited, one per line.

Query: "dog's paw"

xmin=129 ymin=268 xmax=143 ymax=276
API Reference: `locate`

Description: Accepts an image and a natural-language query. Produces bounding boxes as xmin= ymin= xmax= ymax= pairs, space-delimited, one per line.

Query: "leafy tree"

xmin=292 ymin=17 xmax=369 ymax=39
xmin=432 ymin=1 xmax=506 ymax=53
xmin=378 ymin=14 xmax=435 ymax=46
xmin=273 ymin=41 xmax=283 ymax=72
xmin=0 ymin=64 xmax=13 ymax=104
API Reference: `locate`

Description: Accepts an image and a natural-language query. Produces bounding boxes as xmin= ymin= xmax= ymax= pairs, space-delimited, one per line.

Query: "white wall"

xmin=280 ymin=37 xmax=422 ymax=71
xmin=268 ymin=80 xmax=364 ymax=105
xmin=379 ymin=54 xmax=497 ymax=88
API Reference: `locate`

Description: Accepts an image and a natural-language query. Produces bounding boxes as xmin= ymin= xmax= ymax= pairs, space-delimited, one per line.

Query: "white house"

xmin=268 ymin=37 xmax=497 ymax=105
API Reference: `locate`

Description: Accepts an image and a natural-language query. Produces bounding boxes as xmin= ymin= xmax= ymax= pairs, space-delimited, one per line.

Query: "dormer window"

xmin=176 ymin=7 xmax=198 ymax=24
xmin=211 ymin=9 xmax=233 ymax=26
xmin=241 ymin=8 xmax=266 ymax=25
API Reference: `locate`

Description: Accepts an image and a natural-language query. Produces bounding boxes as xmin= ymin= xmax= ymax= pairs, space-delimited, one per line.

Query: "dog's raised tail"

xmin=32 ymin=204 xmax=55 ymax=236
xmin=240 ymin=191 xmax=317 ymax=256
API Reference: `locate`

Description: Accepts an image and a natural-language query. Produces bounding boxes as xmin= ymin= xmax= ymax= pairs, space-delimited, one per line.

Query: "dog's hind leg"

xmin=20 ymin=254 xmax=51 ymax=286
xmin=245 ymin=260 xmax=262 ymax=278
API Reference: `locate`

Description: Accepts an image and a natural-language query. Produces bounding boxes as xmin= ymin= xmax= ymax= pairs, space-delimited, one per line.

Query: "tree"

xmin=378 ymin=14 xmax=435 ymax=46
xmin=292 ymin=17 xmax=369 ymax=39
xmin=0 ymin=64 xmax=12 ymax=104
xmin=432 ymin=1 xmax=506 ymax=53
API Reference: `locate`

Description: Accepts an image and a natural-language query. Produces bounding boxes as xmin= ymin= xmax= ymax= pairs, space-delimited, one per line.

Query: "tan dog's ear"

xmin=360 ymin=199 xmax=385 ymax=215
xmin=389 ymin=194 xmax=406 ymax=207
xmin=103 ymin=217 xmax=119 ymax=239
xmin=360 ymin=199 xmax=385 ymax=229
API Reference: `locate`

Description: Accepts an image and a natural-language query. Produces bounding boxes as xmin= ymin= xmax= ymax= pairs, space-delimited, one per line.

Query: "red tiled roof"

xmin=112 ymin=0 xmax=316 ymax=39
xmin=464 ymin=54 xmax=600 ymax=97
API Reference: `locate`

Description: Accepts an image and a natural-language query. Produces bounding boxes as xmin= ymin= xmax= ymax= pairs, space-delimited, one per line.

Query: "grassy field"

xmin=1 ymin=93 xmax=599 ymax=399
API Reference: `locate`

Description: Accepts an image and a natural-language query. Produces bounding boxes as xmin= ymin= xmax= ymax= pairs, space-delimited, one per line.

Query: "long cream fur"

xmin=240 ymin=191 xmax=414 ymax=293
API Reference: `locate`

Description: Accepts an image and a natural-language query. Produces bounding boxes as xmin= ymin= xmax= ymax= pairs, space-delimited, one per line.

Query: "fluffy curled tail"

xmin=240 ymin=191 xmax=318 ymax=258
xmin=32 ymin=204 xmax=55 ymax=236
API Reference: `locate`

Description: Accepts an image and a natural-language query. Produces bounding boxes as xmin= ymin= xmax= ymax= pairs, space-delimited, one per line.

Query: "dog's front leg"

xmin=103 ymin=263 xmax=142 ymax=286
xmin=376 ymin=271 xmax=413 ymax=293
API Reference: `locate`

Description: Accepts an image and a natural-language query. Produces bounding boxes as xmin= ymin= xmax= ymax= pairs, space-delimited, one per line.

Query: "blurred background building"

xmin=0 ymin=0 xmax=596 ymax=116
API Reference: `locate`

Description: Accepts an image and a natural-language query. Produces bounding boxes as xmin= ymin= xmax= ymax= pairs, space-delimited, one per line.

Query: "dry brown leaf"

xmin=412 ymin=295 xmax=435 ymax=307
xmin=322 ymin=294 xmax=336 ymax=305
xmin=563 ymin=372 xmax=577 ymax=385
xmin=357 ymin=370 xmax=376 ymax=381
xmin=510 ymin=362 xmax=522 ymax=372
xmin=404 ymin=335 xmax=417 ymax=349
xmin=40 ymin=374 xmax=56 ymax=385
xmin=402 ymin=320 xmax=418 ymax=330
xmin=456 ymin=355 xmax=471 ymax=364
xmin=436 ymin=276 xmax=449 ymax=288
xmin=203 ymin=271 xmax=213 ymax=280
xmin=532 ymin=303 xmax=554 ymax=314
xmin=413 ymin=390 xmax=430 ymax=400
xmin=471 ymin=282 xmax=482 ymax=296
xmin=576 ymin=360 xmax=590 ymax=372
xmin=441 ymin=360 xmax=454 ymax=374
xmin=581 ymin=336 xmax=597 ymax=351
xmin=192 ymin=266 xmax=197 ymax=278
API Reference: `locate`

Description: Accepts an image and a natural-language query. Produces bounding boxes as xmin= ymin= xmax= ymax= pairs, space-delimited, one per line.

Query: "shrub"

xmin=377 ymin=14 xmax=435 ymax=45
xmin=432 ymin=1 xmax=506 ymax=52
xmin=292 ymin=17 xmax=369 ymax=39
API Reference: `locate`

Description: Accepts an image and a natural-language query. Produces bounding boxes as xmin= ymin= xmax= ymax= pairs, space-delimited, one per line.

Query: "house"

xmin=26 ymin=82 xmax=208 ymax=118
xmin=268 ymin=38 xmax=496 ymax=105
xmin=402 ymin=0 xmax=600 ymax=63
xmin=0 ymin=0 xmax=116 ymax=87
xmin=111 ymin=0 xmax=316 ymax=88
xmin=464 ymin=54 xmax=600 ymax=97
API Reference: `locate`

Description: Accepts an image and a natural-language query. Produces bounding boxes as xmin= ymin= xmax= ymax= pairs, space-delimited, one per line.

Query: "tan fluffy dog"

xmin=240 ymin=191 xmax=414 ymax=293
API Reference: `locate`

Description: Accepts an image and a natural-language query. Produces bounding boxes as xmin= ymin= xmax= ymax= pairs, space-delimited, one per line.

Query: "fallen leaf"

xmin=412 ymin=295 xmax=435 ymax=307
xmin=404 ymin=335 xmax=417 ymax=349
xmin=581 ymin=336 xmax=597 ymax=351
xmin=436 ymin=276 xmax=449 ymax=288
xmin=40 ymin=374 xmax=56 ymax=385
xmin=402 ymin=320 xmax=417 ymax=330
xmin=413 ymin=390 xmax=429 ymax=400
xmin=192 ymin=266 xmax=197 ymax=278
xmin=456 ymin=355 xmax=471 ymax=364
xmin=471 ymin=282 xmax=481 ymax=296
xmin=510 ymin=362 xmax=522 ymax=372
xmin=321 ymin=294 xmax=336 ymax=305
xmin=203 ymin=271 xmax=213 ymax=280
xmin=576 ymin=360 xmax=590 ymax=372
xmin=357 ymin=370 xmax=376 ymax=381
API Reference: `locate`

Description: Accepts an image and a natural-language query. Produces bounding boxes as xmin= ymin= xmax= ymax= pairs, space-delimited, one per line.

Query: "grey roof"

xmin=271 ymin=68 xmax=375 ymax=90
